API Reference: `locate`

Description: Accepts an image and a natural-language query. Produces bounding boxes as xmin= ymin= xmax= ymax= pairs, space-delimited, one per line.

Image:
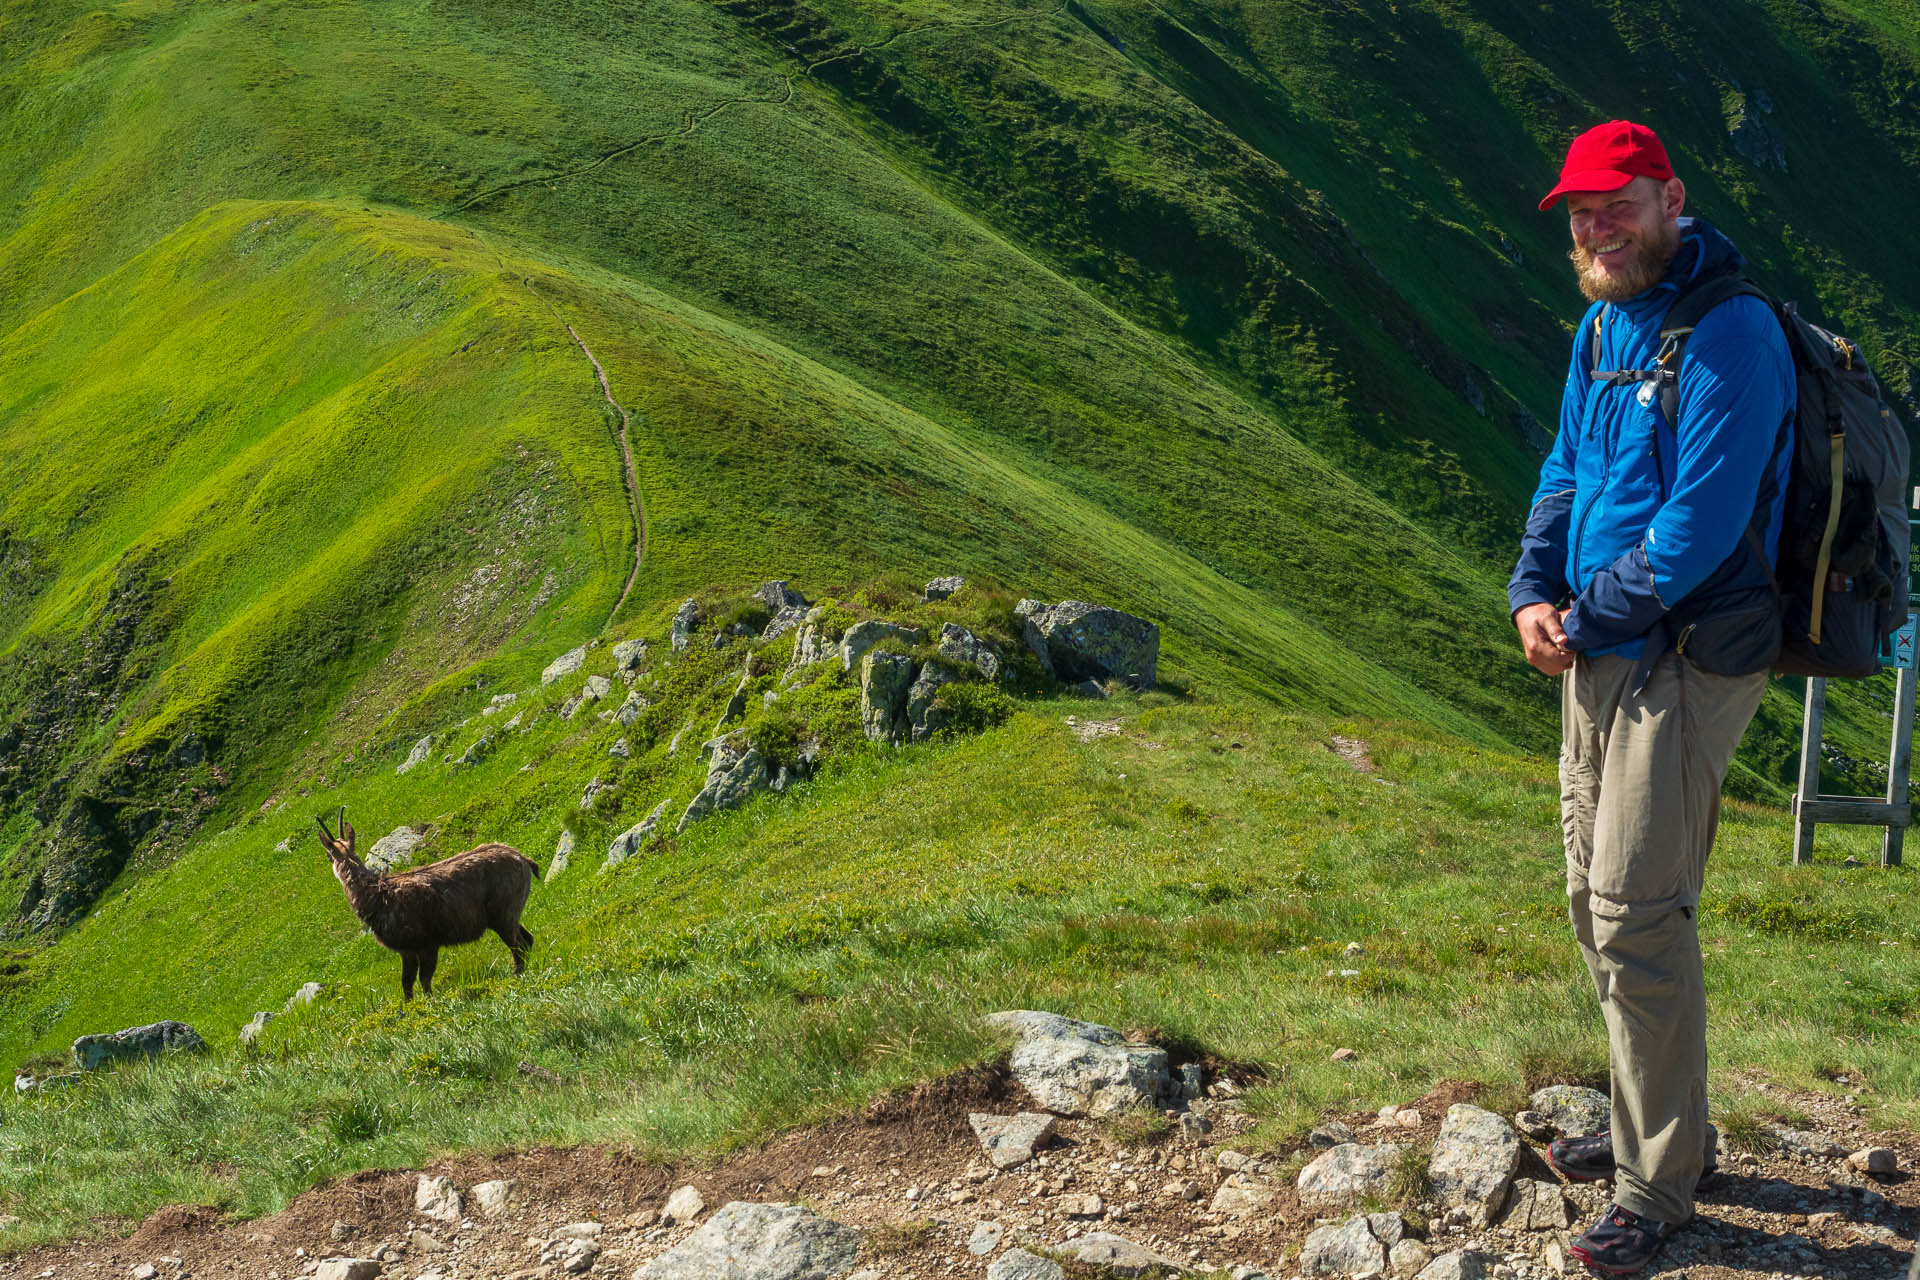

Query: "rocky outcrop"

xmin=606 ymin=800 xmax=670 ymax=868
xmin=678 ymin=744 xmax=771 ymax=833
xmin=612 ymin=637 xmax=647 ymax=673
xmin=364 ymin=825 xmax=429 ymax=873
xmin=541 ymin=645 xmax=588 ymax=686
xmin=72 ymin=1020 xmax=206 ymax=1071
xmin=983 ymin=1011 xmax=1171 ymax=1117
xmin=1024 ymin=600 xmax=1158 ymax=687
xmin=789 ymin=609 xmax=836 ymax=668
xmin=859 ymin=652 xmax=915 ymax=743
xmin=923 ymin=576 xmax=965 ymax=601
xmin=840 ymin=620 xmax=925 ymax=673
xmin=633 ymin=1201 xmax=862 ymax=1280
xmin=937 ymin=622 xmax=1001 ymax=681
xmin=395 ymin=734 xmax=434 ymax=775
xmin=905 ymin=660 xmax=958 ymax=740
xmin=670 ymin=598 xmax=701 ymax=652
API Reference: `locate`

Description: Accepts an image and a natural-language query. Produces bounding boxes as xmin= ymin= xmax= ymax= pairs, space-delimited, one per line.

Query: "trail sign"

xmin=1882 ymin=614 xmax=1917 ymax=670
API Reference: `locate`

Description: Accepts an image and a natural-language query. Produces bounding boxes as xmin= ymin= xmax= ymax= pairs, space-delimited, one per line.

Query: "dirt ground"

xmin=0 ymin=1066 xmax=1913 ymax=1280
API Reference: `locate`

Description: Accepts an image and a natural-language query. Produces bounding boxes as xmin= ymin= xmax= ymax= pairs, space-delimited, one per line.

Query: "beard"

xmin=1568 ymin=220 xmax=1683 ymax=303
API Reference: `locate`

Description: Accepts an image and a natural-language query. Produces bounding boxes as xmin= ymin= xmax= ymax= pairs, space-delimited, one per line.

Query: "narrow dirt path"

xmin=559 ymin=319 xmax=647 ymax=626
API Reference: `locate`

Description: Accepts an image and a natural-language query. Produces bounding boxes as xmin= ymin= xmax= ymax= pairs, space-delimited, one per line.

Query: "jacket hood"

xmin=1616 ymin=216 xmax=1745 ymax=319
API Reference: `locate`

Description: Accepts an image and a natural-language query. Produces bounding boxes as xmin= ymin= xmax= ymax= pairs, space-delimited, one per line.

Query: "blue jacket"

xmin=1508 ymin=218 xmax=1795 ymax=660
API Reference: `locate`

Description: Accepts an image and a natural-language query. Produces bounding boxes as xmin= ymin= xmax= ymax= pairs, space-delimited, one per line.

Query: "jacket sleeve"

xmin=1507 ymin=311 xmax=1595 ymax=617
xmin=1562 ymin=295 xmax=1793 ymax=650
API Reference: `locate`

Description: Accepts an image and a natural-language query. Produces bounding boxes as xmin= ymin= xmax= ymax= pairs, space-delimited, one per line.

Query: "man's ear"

xmin=1663 ymin=176 xmax=1687 ymax=221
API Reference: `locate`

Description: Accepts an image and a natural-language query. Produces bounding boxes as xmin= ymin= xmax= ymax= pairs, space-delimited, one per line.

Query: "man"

xmin=1509 ymin=120 xmax=1796 ymax=1274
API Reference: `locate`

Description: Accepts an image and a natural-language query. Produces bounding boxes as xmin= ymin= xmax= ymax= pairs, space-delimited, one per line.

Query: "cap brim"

xmin=1537 ymin=167 xmax=1637 ymax=212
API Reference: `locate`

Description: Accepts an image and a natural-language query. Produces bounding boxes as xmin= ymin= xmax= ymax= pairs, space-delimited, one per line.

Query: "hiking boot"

xmin=1548 ymin=1130 xmax=1719 ymax=1189
xmin=1568 ymin=1203 xmax=1688 ymax=1275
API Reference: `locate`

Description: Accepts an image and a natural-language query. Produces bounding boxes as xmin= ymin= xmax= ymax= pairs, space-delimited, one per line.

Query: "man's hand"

xmin=1515 ymin=602 xmax=1574 ymax=676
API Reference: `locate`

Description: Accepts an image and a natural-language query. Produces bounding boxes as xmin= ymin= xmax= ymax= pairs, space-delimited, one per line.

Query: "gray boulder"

xmin=239 ymin=1011 xmax=274 ymax=1045
xmin=715 ymin=671 xmax=752 ymax=733
xmin=906 ymin=660 xmax=959 ymax=740
xmin=1027 ymin=600 xmax=1158 ymax=687
xmin=1296 ymin=1142 xmax=1409 ymax=1208
xmin=615 ymin=691 xmax=646 ymax=726
xmin=969 ymin=1111 xmax=1056 ymax=1169
xmin=285 ymin=982 xmax=321 ymax=1008
xmin=756 ymin=581 xmax=808 ymax=612
xmin=924 ymin=576 xmax=966 ymax=601
xmin=72 ymin=1021 xmax=206 ymax=1072
xmin=840 ymin=620 xmax=925 ymax=673
xmin=606 ymin=800 xmax=670 ymax=869
xmin=763 ymin=605 xmax=808 ymax=640
xmin=1535 ymin=1086 xmax=1608 ymax=1131
xmin=678 ymin=748 xmax=771 ymax=833
xmin=395 ymin=734 xmax=434 ymax=775
xmin=1497 ymin=1179 xmax=1569 ymax=1232
xmin=859 ymin=652 xmax=914 ymax=744
xmin=1015 ymin=604 xmax=1055 ymax=679
xmin=1301 ymin=1212 xmax=1407 ymax=1277
xmin=1059 ymin=1232 xmax=1186 ymax=1276
xmin=612 ymin=637 xmax=648 ymax=672
xmin=671 ymin=598 xmax=701 ymax=652
xmin=551 ymin=829 xmax=574 ymax=876
xmin=453 ymin=731 xmax=496 ymax=766
xmin=365 ymin=825 xmax=429 ymax=872
xmin=313 ymin=1262 xmax=380 ymax=1280
xmin=1428 ymin=1104 xmax=1519 ymax=1224
xmin=581 ymin=674 xmax=612 ymax=703
xmin=789 ymin=609 xmax=836 ymax=669
xmin=1414 ymin=1250 xmax=1495 ymax=1280
xmin=633 ymin=1201 xmax=861 ymax=1280
xmin=542 ymin=645 xmax=589 ymax=685
xmin=938 ymin=622 xmax=1002 ymax=681
xmin=983 ymin=1010 xmax=1171 ymax=1118
xmin=986 ymin=1251 xmax=1062 ymax=1280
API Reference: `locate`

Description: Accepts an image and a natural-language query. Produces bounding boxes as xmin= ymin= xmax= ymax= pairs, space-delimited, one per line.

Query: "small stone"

xmin=1496 ymin=1180 xmax=1569 ymax=1232
xmin=132 ymin=1266 xmax=159 ymax=1280
xmin=1297 ymin=1143 xmax=1409 ymax=1208
xmin=559 ymin=1238 xmax=599 ymax=1274
xmin=1542 ymin=1240 xmax=1567 ymax=1275
xmin=1847 ymin=1147 xmax=1897 ymax=1173
xmin=1179 ymin=1111 xmax=1211 ymax=1140
xmin=609 ymin=737 xmax=629 ymax=758
xmin=396 ymin=734 xmax=434 ymax=775
xmin=1216 ymin=1150 xmax=1256 ymax=1172
xmin=238 ymin=1010 xmax=275 ymax=1045
xmin=471 ymin=1180 xmax=516 ymax=1216
xmin=1396 ymin=1108 xmax=1423 ymax=1128
xmin=635 ymin=1202 xmax=860 ymax=1279
xmin=1415 ymin=1249 xmax=1496 ymax=1280
xmin=660 ymin=1184 xmax=705 ymax=1226
xmin=1344 ymin=942 xmax=1365 ymax=959
xmin=408 ymin=1228 xmax=448 ymax=1253
xmin=967 ymin=1220 xmax=1005 ymax=1254
xmin=1513 ymin=1110 xmax=1555 ymax=1141
xmin=1301 ymin=1212 xmax=1405 ymax=1276
xmin=1428 ymin=1104 xmax=1520 ymax=1224
xmin=1310 ymin=1121 xmax=1357 ymax=1148
xmin=1526 ymin=1086 xmax=1610 ymax=1139
xmin=542 ymin=645 xmax=588 ymax=685
xmin=1332 ymin=1047 xmax=1358 ymax=1061
xmin=553 ymin=1222 xmax=602 ymax=1240
xmin=970 ymin=1112 xmax=1057 ymax=1169
xmin=312 ymin=1263 xmax=379 ymax=1280
xmin=612 ymin=638 xmax=647 ymax=671
xmin=1058 ymin=1192 xmax=1104 ymax=1217
xmin=988 ymin=1249 xmax=1066 ymax=1280
xmin=329 ymin=1221 xmax=352 ymax=1242
xmin=1390 ymin=1240 xmax=1434 ymax=1276
xmin=1061 ymin=1231 xmax=1186 ymax=1276
xmin=924 ymin=576 xmax=966 ymax=601
xmin=415 ymin=1174 xmax=461 ymax=1223
xmin=1771 ymin=1126 xmax=1845 ymax=1158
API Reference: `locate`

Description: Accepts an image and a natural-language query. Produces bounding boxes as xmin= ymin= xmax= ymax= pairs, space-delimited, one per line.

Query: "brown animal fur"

xmin=316 ymin=809 xmax=539 ymax=999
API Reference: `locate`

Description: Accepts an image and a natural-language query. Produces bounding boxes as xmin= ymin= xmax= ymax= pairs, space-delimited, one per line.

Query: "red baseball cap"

xmin=1538 ymin=120 xmax=1675 ymax=211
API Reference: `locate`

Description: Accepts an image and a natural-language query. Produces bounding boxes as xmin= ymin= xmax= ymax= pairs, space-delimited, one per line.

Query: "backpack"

xmin=1590 ymin=269 xmax=1911 ymax=678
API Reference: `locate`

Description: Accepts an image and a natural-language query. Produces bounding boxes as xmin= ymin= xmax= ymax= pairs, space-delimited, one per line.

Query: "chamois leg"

xmin=418 ymin=947 xmax=440 ymax=997
xmin=496 ymin=923 xmax=532 ymax=974
xmin=401 ymin=953 xmax=419 ymax=1001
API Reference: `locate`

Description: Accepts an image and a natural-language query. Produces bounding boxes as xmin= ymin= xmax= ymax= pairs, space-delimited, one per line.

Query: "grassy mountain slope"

xmin=1 ymin=0 xmax=1918 ymax=1241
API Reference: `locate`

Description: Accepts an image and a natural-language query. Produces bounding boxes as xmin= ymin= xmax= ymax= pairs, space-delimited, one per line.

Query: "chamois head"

xmin=315 ymin=807 xmax=367 ymax=884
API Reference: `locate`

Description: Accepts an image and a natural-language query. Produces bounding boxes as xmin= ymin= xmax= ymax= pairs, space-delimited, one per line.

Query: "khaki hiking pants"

xmin=1560 ymin=652 xmax=1765 ymax=1224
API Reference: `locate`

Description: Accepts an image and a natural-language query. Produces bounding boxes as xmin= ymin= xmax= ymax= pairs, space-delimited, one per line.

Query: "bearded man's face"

xmin=1565 ymin=177 xmax=1686 ymax=303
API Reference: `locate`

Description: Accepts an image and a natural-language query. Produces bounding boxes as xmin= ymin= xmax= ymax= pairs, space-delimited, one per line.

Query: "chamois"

xmin=315 ymin=808 xmax=539 ymax=1000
